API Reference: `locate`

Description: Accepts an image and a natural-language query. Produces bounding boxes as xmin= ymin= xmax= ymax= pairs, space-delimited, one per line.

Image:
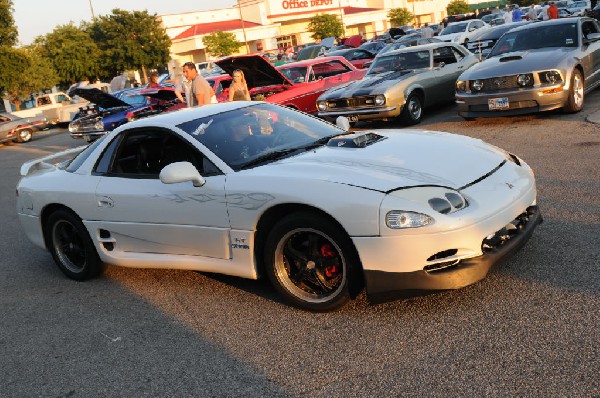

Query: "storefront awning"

xmin=469 ymin=0 xmax=508 ymax=10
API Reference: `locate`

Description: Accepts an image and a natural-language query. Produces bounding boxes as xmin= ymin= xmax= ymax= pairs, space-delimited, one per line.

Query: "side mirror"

xmin=160 ymin=161 xmax=206 ymax=187
xmin=437 ymin=61 xmax=446 ymax=69
xmin=336 ymin=116 xmax=351 ymax=131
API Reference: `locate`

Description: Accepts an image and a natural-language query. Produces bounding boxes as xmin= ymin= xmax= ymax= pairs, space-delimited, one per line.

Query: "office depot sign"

xmin=279 ymin=0 xmax=334 ymax=11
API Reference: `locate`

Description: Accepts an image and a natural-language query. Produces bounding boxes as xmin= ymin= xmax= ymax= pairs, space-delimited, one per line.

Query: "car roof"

xmin=501 ymin=17 xmax=584 ymax=35
xmin=278 ymin=56 xmax=350 ymax=68
xmin=380 ymin=41 xmax=460 ymax=56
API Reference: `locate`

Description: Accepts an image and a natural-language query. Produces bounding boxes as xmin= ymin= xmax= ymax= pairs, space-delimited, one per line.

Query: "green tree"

xmin=0 ymin=47 xmax=58 ymax=110
xmin=202 ymin=31 xmax=242 ymax=58
xmin=447 ymin=0 xmax=471 ymax=15
xmin=0 ymin=0 xmax=18 ymax=46
xmin=307 ymin=14 xmax=343 ymax=41
xmin=387 ymin=8 xmax=414 ymax=27
xmin=35 ymin=24 xmax=100 ymax=87
xmin=86 ymin=9 xmax=171 ymax=81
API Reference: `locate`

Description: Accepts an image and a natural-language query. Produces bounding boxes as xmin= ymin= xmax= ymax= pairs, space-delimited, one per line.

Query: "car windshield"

xmin=488 ymin=22 xmax=578 ymax=57
xmin=122 ymin=94 xmax=148 ymax=106
xmin=278 ymin=66 xmax=308 ymax=83
xmin=175 ymin=103 xmax=346 ymax=170
xmin=440 ymin=22 xmax=468 ymax=35
xmin=378 ymin=43 xmax=409 ymax=56
xmin=367 ymin=50 xmax=430 ymax=75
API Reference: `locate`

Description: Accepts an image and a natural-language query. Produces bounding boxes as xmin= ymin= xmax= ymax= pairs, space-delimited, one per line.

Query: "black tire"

xmin=400 ymin=92 xmax=424 ymax=125
xmin=16 ymin=129 xmax=33 ymax=143
xmin=563 ymin=69 xmax=584 ymax=113
xmin=45 ymin=209 xmax=104 ymax=281
xmin=263 ymin=212 xmax=361 ymax=311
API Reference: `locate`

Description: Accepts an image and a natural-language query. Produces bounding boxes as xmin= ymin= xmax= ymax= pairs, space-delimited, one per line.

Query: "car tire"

xmin=16 ymin=129 xmax=33 ymax=143
xmin=563 ymin=69 xmax=584 ymax=113
xmin=401 ymin=92 xmax=424 ymax=125
xmin=45 ymin=209 xmax=104 ymax=281
xmin=263 ymin=212 xmax=361 ymax=311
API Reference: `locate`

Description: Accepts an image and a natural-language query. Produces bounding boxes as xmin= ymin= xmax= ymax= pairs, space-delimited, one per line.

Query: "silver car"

xmin=317 ymin=42 xmax=479 ymax=125
xmin=456 ymin=18 xmax=600 ymax=119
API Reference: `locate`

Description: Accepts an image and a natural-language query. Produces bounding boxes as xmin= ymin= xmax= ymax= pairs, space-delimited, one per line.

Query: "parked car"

xmin=358 ymin=40 xmax=388 ymax=54
xmin=456 ymin=18 xmax=600 ymax=119
xmin=466 ymin=20 xmax=534 ymax=59
xmin=378 ymin=37 xmax=441 ymax=57
xmin=205 ymin=74 xmax=233 ymax=102
xmin=16 ymin=102 xmax=542 ymax=311
xmin=317 ymin=42 xmax=479 ymax=125
xmin=216 ymin=55 xmax=367 ymax=114
xmin=590 ymin=4 xmax=600 ymax=20
xmin=438 ymin=19 xmax=490 ymax=45
xmin=323 ymin=48 xmax=375 ymax=69
xmin=0 ymin=112 xmax=48 ymax=144
xmin=68 ymin=87 xmax=183 ymax=141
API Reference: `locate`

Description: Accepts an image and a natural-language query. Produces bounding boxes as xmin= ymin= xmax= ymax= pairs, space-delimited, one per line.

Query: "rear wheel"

xmin=45 ymin=209 xmax=104 ymax=280
xmin=563 ymin=69 xmax=584 ymax=113
xmin=401 ymin=92 xmax=424 ymax=125
xmin=264 ymin=212 xmax=361 ymax=311
xmin=16 ymin=129 xmax=33 ymax=143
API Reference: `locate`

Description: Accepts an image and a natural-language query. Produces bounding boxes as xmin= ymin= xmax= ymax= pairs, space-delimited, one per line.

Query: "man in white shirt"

xmin=503 ymin=7 xmax=514 ymax=24
xmin=421 ymin=23 xmax=434 ymax=38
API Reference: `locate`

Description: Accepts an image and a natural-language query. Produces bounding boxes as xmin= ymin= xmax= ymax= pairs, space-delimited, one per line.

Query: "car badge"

xmin=494 ymin=79 xmax=506 ymax=87
xmin=505 ymin=182 xmax=514 ymax=189
xmin=338 ymin=141 xmax=346 ymax=147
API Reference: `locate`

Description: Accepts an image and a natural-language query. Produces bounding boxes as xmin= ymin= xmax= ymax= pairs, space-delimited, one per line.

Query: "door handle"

xmin=97 ymin=196 xmax=114 ymax=208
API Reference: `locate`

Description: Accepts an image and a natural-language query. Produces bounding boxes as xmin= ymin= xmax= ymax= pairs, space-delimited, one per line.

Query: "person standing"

xmin=228 ymin=69 xmax=251 ymax=102
xmin=274 ymin=53 xmax=286 ymax=66
xmin=547 ymin=2 xmax=559 ymax=19
xmin=421 ymin=23 xmax=434 ymax=38
xmin=181 ymin=62 xmax=214 ymax=107
xmin=512 ymin=6 xmax=524 ymax=22
xmin=503 ymin=7 xmax=513 ymax=24
xmin=527 ymin=6 xmax=538 ymax=20
xmin=147 ymin=72 xmax=162 ymax=89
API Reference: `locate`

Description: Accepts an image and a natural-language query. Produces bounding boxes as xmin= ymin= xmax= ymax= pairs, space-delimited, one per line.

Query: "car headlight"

xmin=456 ymin=80 xmax=467 ymax=93
xmin=68 ymin=123 xmax=77 ymax=133
xmin=374 ymin=94 xmax=386 ymax=106
xmin=317 ymin=101 xmax=327 ymax=111
xmin=517 ymin=74 xmax=533 ymax=87
xmin=471 ymin=80 xmax=483 ymax=91
xmin=539 ymin=70 xmax=562 ymax=84
xmin=386 ymin=211 xmax=433 ymax=229
xmin=94 ymin=120 xmax=104 ymax=130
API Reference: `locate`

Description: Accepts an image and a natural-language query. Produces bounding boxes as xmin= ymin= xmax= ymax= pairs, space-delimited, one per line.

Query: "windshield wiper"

xmin=240 ymin=148 xmax=302 ymax=169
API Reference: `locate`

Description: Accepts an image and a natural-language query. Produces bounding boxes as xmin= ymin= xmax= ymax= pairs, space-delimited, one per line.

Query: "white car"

xmin=438 ymin=19 xmax=490 ymax=45
xmin=16 ymin=102 xmax=542 ymax=311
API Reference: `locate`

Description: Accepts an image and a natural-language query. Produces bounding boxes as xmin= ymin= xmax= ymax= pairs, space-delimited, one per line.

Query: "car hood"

xmin=252 ymin=130 xmax=508 ymax=191
xmin=438 ymin=32 xmax=462 ymax=41
xmin=216 ymin=55 xmax=293 ymax=89
xmin=70 ymin=88 xmax=130 ymax=109
xmin=319 ymin=70 xmax=417 ymax=98
xmin=460 ymin=48 xmax=571 ymax=79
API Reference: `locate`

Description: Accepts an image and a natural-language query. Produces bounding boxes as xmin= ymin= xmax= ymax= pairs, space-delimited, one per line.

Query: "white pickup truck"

xmin=10 ymin=92 xmax=88 ymax=124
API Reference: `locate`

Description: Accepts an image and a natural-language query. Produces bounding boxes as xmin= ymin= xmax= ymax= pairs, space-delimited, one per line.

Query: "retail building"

xmin=158 ymin=0 xmax=506 ymax=65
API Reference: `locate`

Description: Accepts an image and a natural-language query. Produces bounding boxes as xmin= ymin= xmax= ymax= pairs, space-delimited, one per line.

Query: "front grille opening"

xmin=99 ymin=229 xmax=111 ymax=238
xmin=427 ymin=249 xmax=458 ymax=261
xmin=424 ymin=259 xmax=460 ymax=272
xmin=102 ymin=242 xmax=114 ymax=251
xmin=482 ymin=209 xmax=532 ymax=252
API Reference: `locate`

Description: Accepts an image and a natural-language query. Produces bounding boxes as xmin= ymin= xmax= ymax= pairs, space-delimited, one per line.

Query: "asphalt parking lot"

xmin=1 ymin=94 xmax=598 ymax=397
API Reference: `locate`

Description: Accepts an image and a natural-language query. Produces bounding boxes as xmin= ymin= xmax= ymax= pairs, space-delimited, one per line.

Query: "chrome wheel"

xmin=401 ymin=93 xmax=424 ymax=125
xmin=273 ymin=228 xmax=346 ymax=304
xmin=572 ymin=73 xmax=583 ymax=109
xmin=17 ymin=129 xmax=32 ymax=143
xmin=408 ymin=97 xmax=422 ymax=121
xmin=52 ymin=220 xmax=87 ymax=274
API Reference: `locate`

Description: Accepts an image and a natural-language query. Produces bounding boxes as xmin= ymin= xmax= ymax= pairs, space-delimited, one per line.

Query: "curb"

xmin=586 ymin=110 xmax=600 ymax=125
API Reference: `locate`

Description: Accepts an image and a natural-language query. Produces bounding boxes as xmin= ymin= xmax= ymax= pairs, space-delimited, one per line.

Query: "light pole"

xmin=338 ymin=0 xmax=346 ymax=36
xmin=88 ymin=0 xmax=95 ymax=19
xmin=237 ymin=0 xmax=250 ymax=54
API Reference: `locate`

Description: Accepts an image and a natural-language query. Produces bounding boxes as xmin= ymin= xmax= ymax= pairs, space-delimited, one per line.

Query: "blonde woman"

xmin=229 ymin=69 xmax=251 ymax=101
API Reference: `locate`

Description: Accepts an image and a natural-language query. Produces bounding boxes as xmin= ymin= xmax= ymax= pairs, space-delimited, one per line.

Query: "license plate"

xmin=347 ymin=115 xmax=359 ymax=122
xmin=488 ymin=98 xmax=509 ymax=110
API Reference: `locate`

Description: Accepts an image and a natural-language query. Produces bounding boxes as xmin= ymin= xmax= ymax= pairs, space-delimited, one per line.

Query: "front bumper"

xmin=318 ymin=105 xmax=400 ymax=122
xmin=70 ymin=131 xmax=106 ymax=139
xmin=363 ymin=206 xmax=542 ymax=303
xmin=456 ymin=86 xmax=568 ymax=118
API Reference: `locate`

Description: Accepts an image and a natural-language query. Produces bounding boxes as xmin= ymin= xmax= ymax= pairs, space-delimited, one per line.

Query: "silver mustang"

xmin=456 ymin=18 xmax=600 ymax=119
xmin=317 ymin=42 xmax=479 ymax=125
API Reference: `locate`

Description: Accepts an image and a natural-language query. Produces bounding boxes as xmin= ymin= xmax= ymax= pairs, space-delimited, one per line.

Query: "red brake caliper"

xmin=320 ymin=244 xmax=338 ymax=278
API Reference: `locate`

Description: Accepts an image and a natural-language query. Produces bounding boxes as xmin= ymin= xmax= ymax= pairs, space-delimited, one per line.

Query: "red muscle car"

xmin=215 ymin=55 xmax=367 ymax=114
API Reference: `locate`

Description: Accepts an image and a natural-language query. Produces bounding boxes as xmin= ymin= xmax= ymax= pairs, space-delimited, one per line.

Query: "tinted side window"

xmin=105 ymin=128 xmax=221 ymax=179
xmin=433 ymin=46 xmax=458 ymax=65
xmin=312 ymin=61 xmax=351 ymax=79
xmin=451 ymin=46 xmax=465 ymax=61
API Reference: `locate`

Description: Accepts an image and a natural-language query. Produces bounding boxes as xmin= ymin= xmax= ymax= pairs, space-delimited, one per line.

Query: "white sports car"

xmin=16 ymin=102 xmax=542 ymax=311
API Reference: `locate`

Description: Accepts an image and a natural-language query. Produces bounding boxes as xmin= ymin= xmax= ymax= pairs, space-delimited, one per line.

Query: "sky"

xmin=13 ymin=0 xmax=238 ymax=45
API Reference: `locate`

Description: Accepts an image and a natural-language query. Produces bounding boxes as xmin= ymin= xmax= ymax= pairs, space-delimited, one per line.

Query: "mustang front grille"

xmin=471 ymin=75 xmax=522 ymax=93
xmin=327 ymin=96 xmax=380 ymax=109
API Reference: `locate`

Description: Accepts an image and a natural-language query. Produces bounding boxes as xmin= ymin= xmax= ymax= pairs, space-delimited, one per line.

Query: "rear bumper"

xmin=364 ymin=206 xmax=542 ymax=303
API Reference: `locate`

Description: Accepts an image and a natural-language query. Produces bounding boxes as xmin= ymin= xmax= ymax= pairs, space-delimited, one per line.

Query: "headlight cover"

xmin=386 ymin=211 xmax=433 ymax=229
xmin=456 ymin=80 xmax=467 ymax=93
xmin=517 ymin=73 xmax=533 ymax=87
xmin=317 ymin=101 xmax=327 ymax=111
xmin=471 ymin=79 xmax=483 ymax=91
xmin=374 ymin=94 xmax=386 ymax=106
xmin=539 ymin=70 xmax=562 ymax=84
